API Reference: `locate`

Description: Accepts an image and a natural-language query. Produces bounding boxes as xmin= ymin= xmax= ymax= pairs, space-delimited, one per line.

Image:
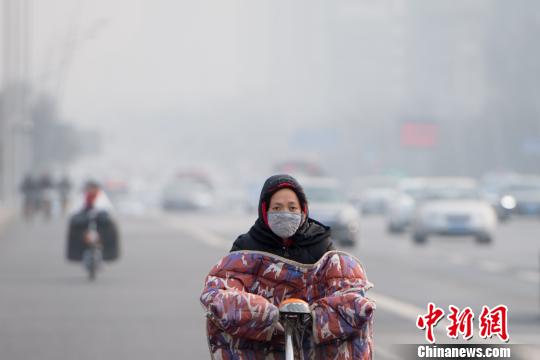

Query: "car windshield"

xmin=359 ymin=178 xmax=398 ymax=189
xmin=402 ymin=187 xmax=426 ymax=199
xmin=166 ymin=180 xmax=212 ymax=195
xmin=304 ymin=186 xmax=346 ymax=203
xmin=503 ymin=183 xmax=540 ymax=193
xmin=422 ymin=187 xmax=480 ymax=200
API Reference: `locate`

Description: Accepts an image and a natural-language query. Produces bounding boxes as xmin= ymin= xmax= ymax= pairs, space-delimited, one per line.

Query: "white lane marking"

xmin=448 ymin=255 xmax=468 ymax=266
xmin=182 ymin=224 xmax=229 ymax=249
xmin=369 ymin=291 xmax=450 ymax=335
xmin=517 ymin=270 xmax=539 ymax=283
xmin=162 ymin=216 xmax=230 ymax=248
xmin=370 ymin=291 xmax=424 ymax=320
xmin=478 ymin=260 xmax=507 ymax=273
xmin=444 ymin=252 xmax=538 ymax=283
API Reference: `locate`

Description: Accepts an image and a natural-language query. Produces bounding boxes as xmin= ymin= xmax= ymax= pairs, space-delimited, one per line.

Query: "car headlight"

xmin=500 ymin=195 xmax=516 ymax=210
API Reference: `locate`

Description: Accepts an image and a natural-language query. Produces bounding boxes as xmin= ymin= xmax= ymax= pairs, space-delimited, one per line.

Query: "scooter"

xmin=279 ymin=298 xmax=312 ymax=360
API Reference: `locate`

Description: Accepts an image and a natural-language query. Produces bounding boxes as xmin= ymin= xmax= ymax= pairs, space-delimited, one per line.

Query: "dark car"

xmin=498 ymin=178 xmax=540 ymax=218
xmin=481 ymin=174 xmax=540 ymax=220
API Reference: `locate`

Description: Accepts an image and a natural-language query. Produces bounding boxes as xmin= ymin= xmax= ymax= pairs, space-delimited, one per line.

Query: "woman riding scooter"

xmin=200 ymin=174 xmax=375 ymax=359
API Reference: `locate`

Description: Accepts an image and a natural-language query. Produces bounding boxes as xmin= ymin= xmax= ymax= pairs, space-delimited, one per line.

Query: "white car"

xmin=301 ymin=177 xmax=360 ymax=247
xmin=348 ymin=176 xmax=399 ymax=215
xmin=411 ymin=178 xmax=497 ymax=245
xmin=386 ymin=178 xmax=428 ymax=233
xmin=162 ymin=176 xmax=215 ymax=211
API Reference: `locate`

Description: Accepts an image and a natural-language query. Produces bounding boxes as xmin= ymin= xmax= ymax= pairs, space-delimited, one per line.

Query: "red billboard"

xmin=400 ymin=122 xmax=438 ymax=148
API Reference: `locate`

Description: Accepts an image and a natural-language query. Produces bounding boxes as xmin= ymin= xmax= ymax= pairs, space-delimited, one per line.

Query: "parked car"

xmin=301 ymin=177 xmax=360 ymax=247
xmin=411 ymin=178 xmax=497 ymax=245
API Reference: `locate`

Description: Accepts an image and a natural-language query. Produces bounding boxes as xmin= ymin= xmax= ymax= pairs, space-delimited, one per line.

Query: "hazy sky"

xmin=7 ymin=0 xmax=539 ymax=180
xmin=29 ymin=1 xmax=296 ymax=177
xmin=25 ymin=0 xmax=352 ymax=180
xmin=33 ymin=1 xmax=248 ymax=124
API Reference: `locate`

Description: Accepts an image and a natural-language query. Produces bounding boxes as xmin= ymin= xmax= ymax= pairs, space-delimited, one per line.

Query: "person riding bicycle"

xmin=80 ymin=180 xmax=113 ymax=213
xmin=66 ymin=180 xmax=119 ymax=264
xmin=201 ymin=174 xmax=375 ymax=359
xmin=81 ymin=181 xmax=103 ymax=245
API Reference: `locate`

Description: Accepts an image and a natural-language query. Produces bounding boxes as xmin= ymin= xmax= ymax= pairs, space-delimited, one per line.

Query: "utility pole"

xmin=0 ymin=0 xmax=14 ymax=205
xmin=1 ymin=0 xmax=31 ymax=206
